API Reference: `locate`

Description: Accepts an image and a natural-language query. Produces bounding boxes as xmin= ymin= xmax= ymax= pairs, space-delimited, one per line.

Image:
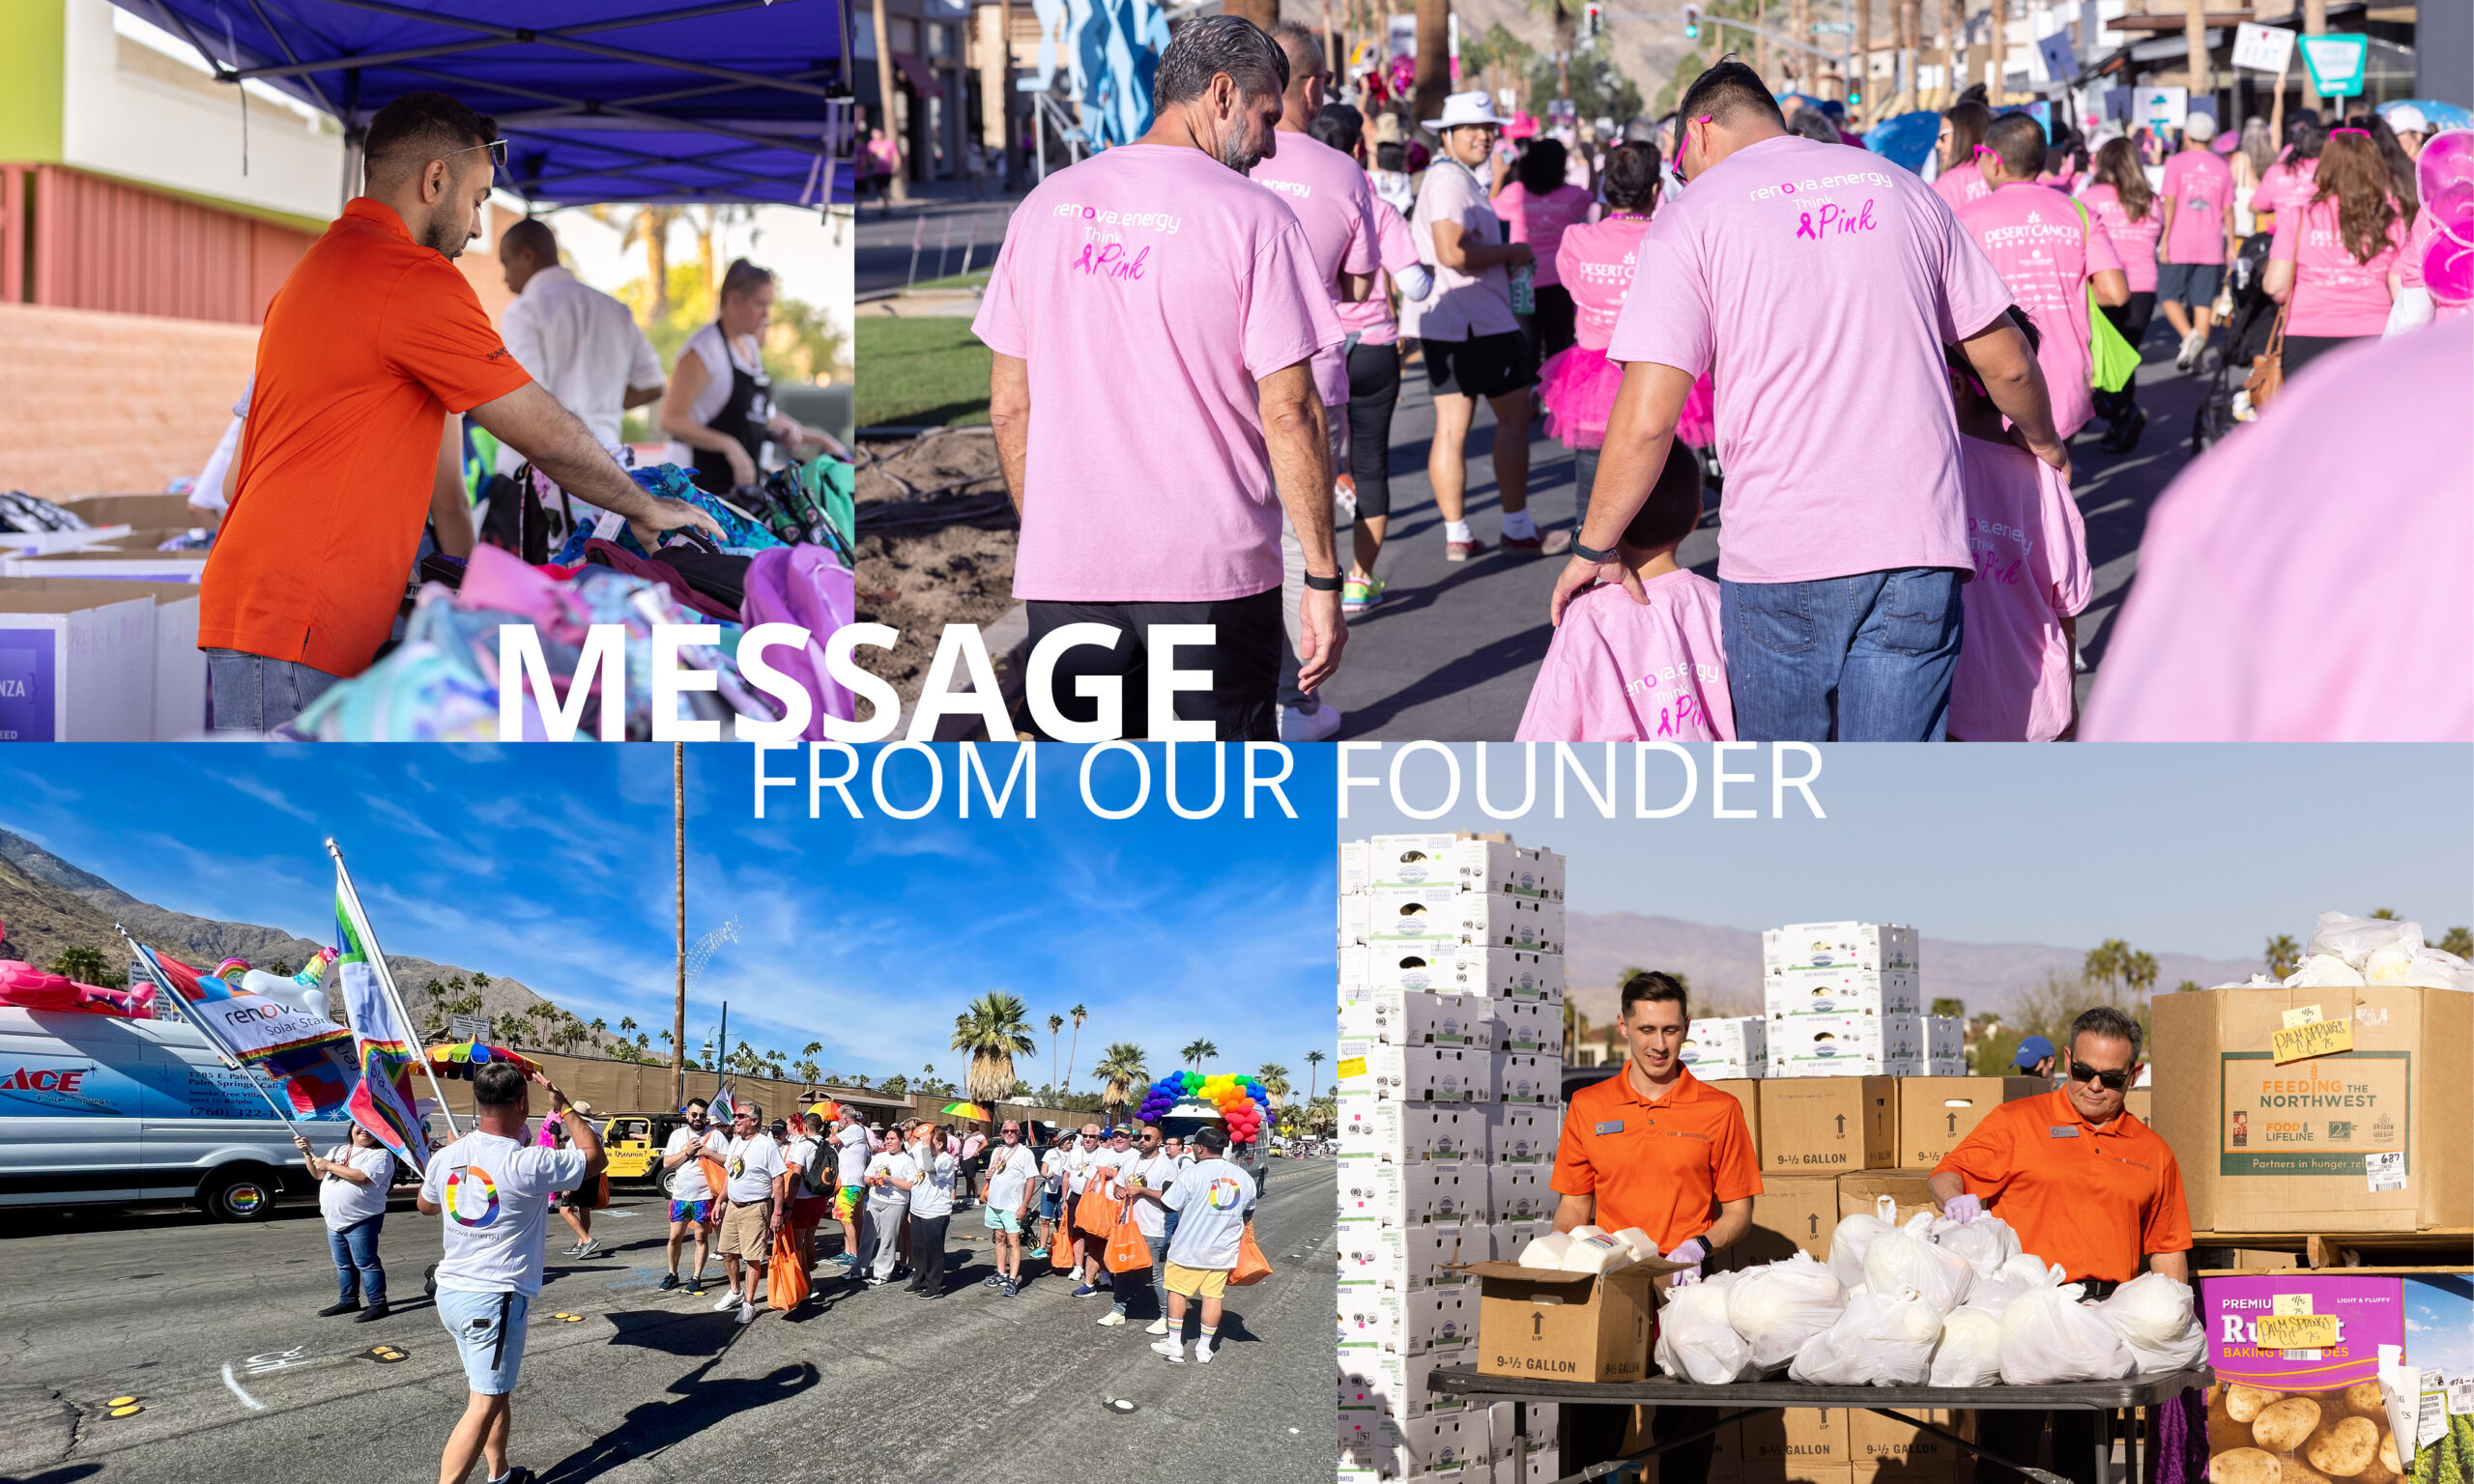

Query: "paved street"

xmin=0 ymin=1156 xmax=1334 ymax=1484
xmin=1314 ymin=328 xmax=2218 ymax=738
xmin=854 ymin=186 xmax=1023 ymax=299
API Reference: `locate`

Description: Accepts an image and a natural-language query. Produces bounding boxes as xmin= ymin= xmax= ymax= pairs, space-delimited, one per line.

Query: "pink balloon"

xmin=2417 ymin=129 xmax=2474 ymax=222
xmin=2427 ymin=227 xmax=2474 ymax=304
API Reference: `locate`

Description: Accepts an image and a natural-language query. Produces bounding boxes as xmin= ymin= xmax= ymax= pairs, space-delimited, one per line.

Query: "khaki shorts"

xmin=1164 ymin=1261 xmax=1228 ymax=1299
xmin=718 ymin=1200 xmax=774 ymax=1261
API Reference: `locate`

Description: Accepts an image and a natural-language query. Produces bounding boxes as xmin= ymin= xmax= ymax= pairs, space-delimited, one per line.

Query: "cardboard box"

xmin=1341 ymin=944 xmax=1565 ymax=1003
xmin=2123 ymin=1088 xmax=2152 ymax=1124
xmin=1683 ymin=1016 xmax=1769 ymax=1076
xmin=0 ymin=582 xmax=158 ymax=740
xmin=1722 ymin=1175 xmax=1842 ymax=1268
xmin=1354 ymin=1347 xmax=1473 ymax=1420
xmin=1489 ymin=1217 xmax=1550 ymax=1262
xmin=1742 ymin=1406 xmax=1855 ymax=1473
xmin=2198 ymin=1272 xmax=2403 ymax=1390
xmin=1705 ymin=1078 xmax=1763 ymax=1158
xmin=1764 ymin=923 xmax=1920 ymax=974
xmin=1619 ymin=1414 xmax=1747 ymax=1484
xmin=1852 ymin=1409 xmax=1961 ymax=1480
xmin=1495 ymin=1052 xmax=1557 ymax=1106
xmin=1767 ymin=968 xmax=1924 ymax=1018
xmin=1895 ymin=1076 xmax=2048 ymax=1168
xmin=54 ymin=493 xmax=202 ymax=529
xmin=1341 ymin=1041 xmax=1496 ymax=1103
xmin=1496 ymin=998 xmax=1562 ymax=1056
xmin=1342 ymin=837 xmax=1568 ymax=899
xmin=2154 ymin=984 xmax=2473 ymax=1233
xmin=2218 ymin=1246 xmax=2302 ymax=1271
xmin=1366 ymin=1411 xmax=1489 ymax=1478
xmin=1341 ymin=1102 xmax=1491 ymax=1165
xmin=1490 ymin=1164 xmax=1552 ymax=1224
xmin=1471 ymin=1257 xmax=1678 ymax=1384
xmin=1768 ymin=1014 xmax=1926 ymax=1077
xmin=1343 ymin=988 xmax=1499 ymax=1049
xmin=1489 ymin=1105 xmax=1554 ymax=1165
xmin=1371 ymin=1162 xmax=1496 ymax=1227
xmin=1839 ymin=1168 xmax=1942 ymax=1229
xmin=1343 ymin=887 xmax=1566 ymax=954
xmin=1758 ymin=1078 xmax=1896 ymax=1172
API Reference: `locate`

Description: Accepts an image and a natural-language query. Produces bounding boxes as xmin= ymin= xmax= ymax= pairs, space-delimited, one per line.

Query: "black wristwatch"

xmin=1571 ymin=539 xmax=1617 ymax=563
xmin=1303 ymin=571 xmax=1344 ymax=592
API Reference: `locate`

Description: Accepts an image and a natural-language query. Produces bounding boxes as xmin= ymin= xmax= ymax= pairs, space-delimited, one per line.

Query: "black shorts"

xmin=1021 ymin=589 xmax=1283 ymax=741
xmin=1423 ymin=330 xmax=1531 ymax=400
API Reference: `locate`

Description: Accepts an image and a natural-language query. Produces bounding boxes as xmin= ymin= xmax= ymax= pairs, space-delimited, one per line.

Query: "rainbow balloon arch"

xmin=1136 ymin=1070 xmax=1271 ymax=1143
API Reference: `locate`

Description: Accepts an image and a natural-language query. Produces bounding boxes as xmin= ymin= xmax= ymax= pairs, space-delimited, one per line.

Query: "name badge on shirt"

xmin=1595 ymin=1119 xmax=1625 ymax=1135
xmin=2050 ymin=1126 xmax=2081 ymax=1138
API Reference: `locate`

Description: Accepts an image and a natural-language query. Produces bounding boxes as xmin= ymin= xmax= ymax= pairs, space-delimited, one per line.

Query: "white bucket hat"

xmin=2383 ymin=102 xmax=2430 ymax=134
xmin=1423 ymin=90 xmax=1509 ymax=131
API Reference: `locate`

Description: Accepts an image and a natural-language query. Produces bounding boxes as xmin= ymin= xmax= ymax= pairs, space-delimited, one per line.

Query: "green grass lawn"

xmin=855 ymin=317 xmax=992 ymax=430
xmin=909 ymin=269 xmax=992 ymax=291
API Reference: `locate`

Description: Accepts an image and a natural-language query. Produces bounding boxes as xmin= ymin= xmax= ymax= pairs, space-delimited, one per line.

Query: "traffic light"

xmin=1582 ymin=1 xmax=1603 ymax=41
xmin=1683 ymin=3 xmax=1701 ymax=40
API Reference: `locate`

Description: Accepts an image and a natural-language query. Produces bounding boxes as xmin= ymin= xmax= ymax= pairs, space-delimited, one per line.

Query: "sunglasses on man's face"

xmin=2070 ymin=1061 xmax=2134 ymax=1092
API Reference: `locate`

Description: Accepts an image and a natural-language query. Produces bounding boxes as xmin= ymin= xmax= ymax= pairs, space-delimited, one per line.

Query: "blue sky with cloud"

xmin=1 ymin=746 xmax=1336 ymax=1093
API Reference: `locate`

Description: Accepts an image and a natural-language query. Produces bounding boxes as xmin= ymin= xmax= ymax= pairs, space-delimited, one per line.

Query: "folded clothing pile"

xmin=0 ymin=491 xmax=89 ymax=533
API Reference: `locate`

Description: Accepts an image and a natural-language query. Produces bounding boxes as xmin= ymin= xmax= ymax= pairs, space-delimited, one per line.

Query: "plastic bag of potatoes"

xmin=2206 ymin=1379 xmax=2404 ymax=1484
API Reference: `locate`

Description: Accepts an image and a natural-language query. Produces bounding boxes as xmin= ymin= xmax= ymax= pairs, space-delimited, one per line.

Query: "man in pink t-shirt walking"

xmin=1549 ymin=60 xmax=2063 ymax=744
xmin=973 ymin=16 xmax=1349 ymax=741
xmin=2157 ymin=112 xmax=2235 ymax=371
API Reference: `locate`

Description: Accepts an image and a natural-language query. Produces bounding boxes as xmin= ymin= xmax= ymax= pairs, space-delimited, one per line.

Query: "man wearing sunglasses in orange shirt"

xmin=1930 ymin=1005 xmax=2192 ymax=1484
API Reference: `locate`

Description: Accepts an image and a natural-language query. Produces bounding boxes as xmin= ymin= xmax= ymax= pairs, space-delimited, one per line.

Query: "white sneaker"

xmin=2175 ymin=329 xmax=2205 ymax=371
xmin=736 ymin=1299 xmax=758 ymax=1325
xmin=1150 ymin=1336 xmax=1187 ymax=1363
xmin=1279 ymin=703 xmax=1342 ymax=743
xmin=1145 ymin=1316 xmax=1170 ymax=1335
xmin=714 ymin=1291 xmax=742 ymax=1312
xmin=1097 ymin=1310 xmax=1126 ymax=1327
xmin=1195 ymin=1340 xmax=1217 ymax=1364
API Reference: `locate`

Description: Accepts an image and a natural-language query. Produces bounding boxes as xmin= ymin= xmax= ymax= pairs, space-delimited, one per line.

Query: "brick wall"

xmin=0 ymin=301 xmax=258 ymax=498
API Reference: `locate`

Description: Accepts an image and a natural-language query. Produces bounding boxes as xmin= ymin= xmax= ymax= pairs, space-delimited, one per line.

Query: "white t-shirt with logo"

xmin=1065 ymin=1144 xmax=1099 ymax=1194
xmin=1125 ymin=1151 xmax=1179 ymax=1239
xmin=319 ymin=1144 xmax=393 ymax=1230
xmin=834 ymin=1124 xmax=871 ymax=1185
xmin=908 ymin=1148 xmax=959 ymax=1218
xmin=987 ymin=1145 xmax=1038 ymax=1210
xmin=866 ymin=1149 xmax=918 ymax=1209
xmin=663 ymin=1125 xmax=726 ymax=1202
xmin=723 ymin=1133 xmax=787 ymax=1204
xmin=1163 ymin=1156 xmax=1257 ymax=1271
xmin=422 ymin=1131 xmax=589 ymax=1297
xmin=1040 ymin=1146 xmax=1071 ymax=1194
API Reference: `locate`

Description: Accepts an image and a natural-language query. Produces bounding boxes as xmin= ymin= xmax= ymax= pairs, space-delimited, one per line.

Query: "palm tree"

xmin=2125 ymin=951 xmax=2158 ymax=1022
xmin=1256 ymin=1063 xmax=1291 ymax=1110
xmin=48 ymin=946 xmax=115 ymax=986
xmin=1305 ymin=1048 xmax=1327 ymax=1105
xmin=1180 ymin=1039 xmax=1218 ymax=1071
xmin=1063 ymin=1004 xmax=1087 ymax=1099
xmin=954 ymin=990 xmax=1038 ymax=1108
xmin=2265 ymin=934 xmax=2302 ymax=978
xmin=2369 ymin=907 xmax=2401 ymax=921
xmin=619 ymin=1017 xmax=638 ymax=1037
xmin=1093 ymin=1042 xmax=1149 ymax=1125
xmin=2441 ymin=928 xmax=2472 ymax=958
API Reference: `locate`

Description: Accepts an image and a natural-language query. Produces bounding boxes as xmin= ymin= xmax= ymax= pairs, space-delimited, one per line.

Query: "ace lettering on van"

xmin=1 ymin=1066 xmax=88 ymax=1094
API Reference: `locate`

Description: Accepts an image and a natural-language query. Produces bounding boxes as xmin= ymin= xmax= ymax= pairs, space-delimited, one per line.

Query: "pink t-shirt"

xmin=1557 ymin=215 xmax=1653 ymax=353
xmin=1493 ymin=181 xmax=1596 ymax=288
xmin=2080 ymin=184 xmax=2163 ymax=294
xmin=2083 ymin=316 xmax=2473 ymax=742
xmin=2251 ymin=155 xmax=2316 ymax=216
xmin=973 ymin=142 xmax=1342 ymax=603
xmin=1515 ymin=569 xmax=1735 ymax=742
xmin=1947 ymin=435 xmax=2091 ymax=742
xmin=1609 ymin=135 xmax=2014 ymax=585
xmin=1958 ymin=182 xmax=2124 ymax=440
xmin=1405 ymin=157 xmax=1520 ymax=342
xmin=2269 ymin=193 xmax=2406 ymax=338
xmin=1934 ymin=158 xmax=1990 ymax=213
xmin=1251 ymin=129 xmax=1380 ymax=406
xmin=2398 ymin=205 xmax=2472 ymax=321
xmin=2158 ymin=150 xmax=2233 ymax=264
xmin=1335 ymin=199 xmax=1423 ymax=345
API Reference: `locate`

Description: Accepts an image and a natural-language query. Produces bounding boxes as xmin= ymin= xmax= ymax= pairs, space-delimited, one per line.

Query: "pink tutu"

xmin=1539 ymin=345 xmax=1625 ymax=449
xmin=1677 ymin=374 xmax=1717 ymax=449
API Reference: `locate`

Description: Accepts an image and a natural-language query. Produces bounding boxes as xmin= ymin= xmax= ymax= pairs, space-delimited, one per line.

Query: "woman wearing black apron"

xmin=659 ymin=259 xmax=843 ymax=496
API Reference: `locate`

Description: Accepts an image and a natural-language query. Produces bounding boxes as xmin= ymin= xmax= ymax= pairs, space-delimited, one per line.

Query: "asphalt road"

xmin=0 ymin=1156 xmax=1335 ymax=1484
xmin=854 ymin=188 xmax=1022 ymax=298
xmin=1309 ymin=326 xmax=2218 ymax=740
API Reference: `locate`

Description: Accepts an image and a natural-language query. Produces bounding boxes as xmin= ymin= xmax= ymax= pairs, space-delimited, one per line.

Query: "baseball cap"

xmin=2182 ymin=111 xmax=2217 ymax=142
xmin=2385 ymin=103 xmax=2430 ymax=133
xmin=2013 ymin=1035 xmax=2057 ymax=1070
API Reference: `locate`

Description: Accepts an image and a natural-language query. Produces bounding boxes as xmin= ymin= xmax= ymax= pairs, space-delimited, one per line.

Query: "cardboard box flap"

xmin=1465 ymin=1256 xmax=1687 ymax=1286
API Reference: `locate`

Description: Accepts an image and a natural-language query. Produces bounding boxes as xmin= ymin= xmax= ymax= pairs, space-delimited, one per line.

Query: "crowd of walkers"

xmin=968 ymin=15 xmax=2467 ymax=746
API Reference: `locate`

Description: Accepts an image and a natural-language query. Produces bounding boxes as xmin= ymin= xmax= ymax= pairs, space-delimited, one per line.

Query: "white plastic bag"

xmin=1788 ymin=1286 xmax=1943 ymax=1386
xmin=2401 ymin=946 xmax=2471 ymax=990
xmin=1863 ymin=1212 xmax=1974 ymax=1316
xmin=1997 ymin=1268 xmax=2135 ymax=1384
xmin=1827 ymin=1195 xmax=1899 ymax=1291
xmin=2094 ymin=1272 xmax=2205 ymax=1374
xmin=1964 ymin=1252 xmax=2053 ymax=1318
xmin=1654 ymin=1271 xmax=1756 ymax=1384
xmin=2287 ymin=953 xmax=2366 ymax=987
xmin=1928 ymin=1305 xmax=2005 ymax=1387
xmin=2306 ymin=911 xmax=2418 ymax=970
xmin=1929 ymin=1213 xmax=2023 ymax=1279
xmin=1725 ymin=1251 xmax=1847 ymax=1372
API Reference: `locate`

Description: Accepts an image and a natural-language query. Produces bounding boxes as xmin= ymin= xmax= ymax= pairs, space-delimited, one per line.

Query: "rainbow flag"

xmin=335 ymin=877 xmax=432 ymax=1172
xmin=130 ymin=940 xmax=354 ymax=1118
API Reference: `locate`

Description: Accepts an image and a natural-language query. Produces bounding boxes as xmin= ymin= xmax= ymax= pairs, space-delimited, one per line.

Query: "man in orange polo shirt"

xmin=1551 ymin=972 xmax=1762 ymax=1481
xmin=1930 ymin=1005 xmax=2192 ymax=1484
xmin=200 ymin=91 xmax=720 ymax=732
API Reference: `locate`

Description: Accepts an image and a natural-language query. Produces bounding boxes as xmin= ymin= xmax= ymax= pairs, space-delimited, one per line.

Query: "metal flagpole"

xmin=118 ymin=927 xmax=308 ymax=1138
xmin=327 ymin=840 xmax=460 ymax=1140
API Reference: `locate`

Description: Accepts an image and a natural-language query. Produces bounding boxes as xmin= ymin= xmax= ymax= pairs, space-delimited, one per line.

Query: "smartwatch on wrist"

xmin=1303 ymin=571 xmax=1344 ymax=592
xmin=1571 ymin=539 xmax=1617 ymax=564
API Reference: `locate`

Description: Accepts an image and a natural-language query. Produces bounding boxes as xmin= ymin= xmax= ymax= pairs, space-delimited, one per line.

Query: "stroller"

xmin=2192 ymin=231 xmax=2280 ymax=453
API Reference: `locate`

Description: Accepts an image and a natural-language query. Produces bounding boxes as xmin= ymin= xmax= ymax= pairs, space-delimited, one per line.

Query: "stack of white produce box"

xmin=1338 ymin=835 xmax=1566 ymax=1484
xmin=1762 ymin=921 xmax=1964 ymax=1077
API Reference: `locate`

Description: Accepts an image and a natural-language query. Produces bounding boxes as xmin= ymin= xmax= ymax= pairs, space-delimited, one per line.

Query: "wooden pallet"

xmin=2191 ymin=1228 xmax=2474 ymax=1270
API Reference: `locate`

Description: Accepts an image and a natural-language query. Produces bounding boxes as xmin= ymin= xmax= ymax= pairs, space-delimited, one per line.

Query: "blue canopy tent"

xmin=111 ymin=0 xmax=850 ymax=207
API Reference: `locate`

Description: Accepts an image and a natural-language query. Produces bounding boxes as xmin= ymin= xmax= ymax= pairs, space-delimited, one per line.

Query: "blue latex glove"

xmin=1943 ymin=1193 xmax=1984 ymax=1224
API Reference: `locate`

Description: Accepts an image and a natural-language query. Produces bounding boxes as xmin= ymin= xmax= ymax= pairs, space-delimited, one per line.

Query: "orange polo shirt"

xmin=1935 ymin=1087 xmax=2192 ymax=1284
xmin=1551 ymin=1066 xmax=1762 ymax=1253
xmin=200 ymin=198 xmax=532 ymax=677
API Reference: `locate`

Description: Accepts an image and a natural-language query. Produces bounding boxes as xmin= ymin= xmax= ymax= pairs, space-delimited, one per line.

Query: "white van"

xmin=0 ymin=1006 xmax=354 ymax=1222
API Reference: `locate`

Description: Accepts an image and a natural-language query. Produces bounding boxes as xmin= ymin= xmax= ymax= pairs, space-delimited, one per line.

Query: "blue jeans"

xmin=329 ymin=1214 xmax=386 ymax=1304
xmin=1720 ymin=568 xmax=1964 ymax=742
xmin=206 ymin=648 xmax=342 ymax=733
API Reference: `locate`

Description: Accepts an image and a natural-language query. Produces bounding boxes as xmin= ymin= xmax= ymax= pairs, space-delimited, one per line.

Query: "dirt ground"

xmin=853 ymin=429 xmax=1019 ymax=702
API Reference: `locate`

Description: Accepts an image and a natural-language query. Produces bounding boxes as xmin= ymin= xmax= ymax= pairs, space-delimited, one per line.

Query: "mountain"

xmin=1563 ymin=910 xmax=2263 ymax=1022
xmin=0 ymin=828 xmax=616 ymax=1050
